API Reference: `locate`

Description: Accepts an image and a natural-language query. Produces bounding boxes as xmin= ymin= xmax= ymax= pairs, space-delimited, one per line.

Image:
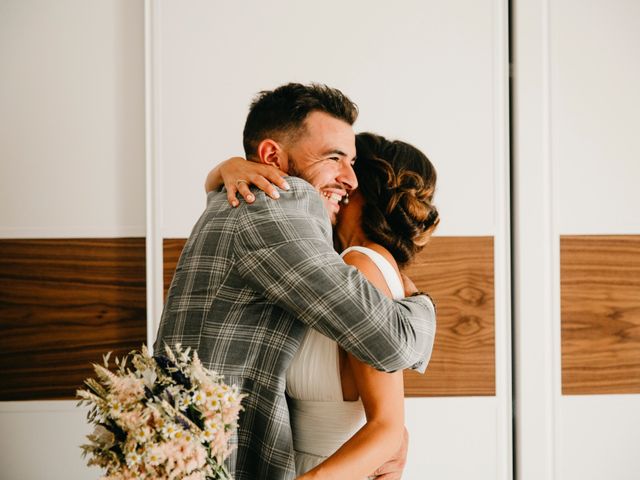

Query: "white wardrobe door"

xmin=514 ymin=1 xmax=640 ymax=479
xmin=150 ymin=1 xmax=511 ymax=479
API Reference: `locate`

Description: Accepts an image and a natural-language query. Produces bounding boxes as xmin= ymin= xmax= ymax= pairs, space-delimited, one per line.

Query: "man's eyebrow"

xmin=322 ymin=149 xmax=347 ymax=157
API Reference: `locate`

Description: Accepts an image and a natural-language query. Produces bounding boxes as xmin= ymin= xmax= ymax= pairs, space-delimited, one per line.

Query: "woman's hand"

xmin=369 ymin=427 xmax=409 ymax=479
xmin=205 ymin=157 xmax=289 ymax=207
xmin=400 ymin=272 xmax=419 ymax=297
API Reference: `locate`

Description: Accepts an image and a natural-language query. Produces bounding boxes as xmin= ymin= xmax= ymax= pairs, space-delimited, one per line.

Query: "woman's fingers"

xmin=247 ymin=166 xmax=289 ymax=198
xmin=225 ymin=186 xmax=240 ymax=208
xmin=264 ymin=168 xmax=290 ymax=192
xmin=220 ymin=162 xmax=289 ymax=206
xmin=251 ymin=175 xmax=281 ymax=199
xmin=400 ymin=272 xmax=418 ymax=296
xmin=235 ymin=180 xmax=255 ymax=203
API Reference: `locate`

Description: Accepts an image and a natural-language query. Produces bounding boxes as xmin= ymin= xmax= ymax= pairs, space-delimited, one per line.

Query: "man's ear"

xmin=256 ymin=139 xmax=287 ymax=170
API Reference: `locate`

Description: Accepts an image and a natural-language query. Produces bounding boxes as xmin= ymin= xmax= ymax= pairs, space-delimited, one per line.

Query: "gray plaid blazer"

xmin=154 ymin=177 xmax=436 ymax=479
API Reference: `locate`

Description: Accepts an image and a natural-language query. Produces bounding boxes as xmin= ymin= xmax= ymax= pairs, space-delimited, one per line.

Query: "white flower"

xmin=109 ymin=400 xmax=123 ymax=417
xmin=140 ymin=368 xmax=157 ymax=389
xmin=161 ymin=423 xmax=178 ymax=439
xmin=191 ymin=389 xmax=206 ymax=406
xmin=125 ymin=451 xmax=142 ymax=467
xmin=201 ymin=428 xmax=216 ymax=443
xmin=144 ymin=444 xmax=166 ymax=467
xmin=204 ymin=417 xmax=221 ymax=431
xmin=78 ymin=344 xmax=245 ymax=477
xmin=176 ymin=395 xmax=190 ymax=411
xmin=134 ymin=427 xmax=152 ymax=443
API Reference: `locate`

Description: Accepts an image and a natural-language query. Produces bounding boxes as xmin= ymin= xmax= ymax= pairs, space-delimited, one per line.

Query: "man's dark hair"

xmin=242 ymin=83 xmax=358 ymax=158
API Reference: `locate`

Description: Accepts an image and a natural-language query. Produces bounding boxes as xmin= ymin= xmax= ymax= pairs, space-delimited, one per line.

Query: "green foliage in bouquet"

xmin=77 ymin=344 xmax=246 ymax=480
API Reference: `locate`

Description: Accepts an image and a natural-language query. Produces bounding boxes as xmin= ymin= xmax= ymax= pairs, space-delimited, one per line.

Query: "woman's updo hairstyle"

xmin=354 ymin=132 xmax=439 ymax=268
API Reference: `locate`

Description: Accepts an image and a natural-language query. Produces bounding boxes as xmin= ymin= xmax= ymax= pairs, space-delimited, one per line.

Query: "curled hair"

xmin=243 ymin=83 xmax=358 ymax=158
xmin=354 ymin=132 xmax=439 ymax=267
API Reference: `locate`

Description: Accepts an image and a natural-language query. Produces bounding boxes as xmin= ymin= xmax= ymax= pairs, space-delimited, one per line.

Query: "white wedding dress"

xmin=286 ymin=246 xmax=405 ymax=477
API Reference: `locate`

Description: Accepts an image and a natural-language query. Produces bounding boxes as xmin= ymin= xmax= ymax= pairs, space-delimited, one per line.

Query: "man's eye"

xmin=329 ymin=157 xmax=340 ymax=162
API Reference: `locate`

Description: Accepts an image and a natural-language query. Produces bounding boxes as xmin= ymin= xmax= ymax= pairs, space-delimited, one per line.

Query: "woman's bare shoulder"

xmin=343 ymin=243 xmax=401 ymax=285
xmin=342 ymin=245 xmax=392 ymax=299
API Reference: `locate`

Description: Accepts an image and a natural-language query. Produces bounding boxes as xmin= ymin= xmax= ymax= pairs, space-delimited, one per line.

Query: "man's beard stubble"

xmin=287 ymin=154 xmax=343 ymax=226
xmin=286 ymin=154 xmax=305 ymax=181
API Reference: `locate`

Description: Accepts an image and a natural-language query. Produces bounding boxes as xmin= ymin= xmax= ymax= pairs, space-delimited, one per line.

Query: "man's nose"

xmin=338 ymin=159 xmax=358 ymax=191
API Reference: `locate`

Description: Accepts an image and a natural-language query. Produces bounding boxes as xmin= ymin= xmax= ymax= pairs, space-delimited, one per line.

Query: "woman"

xmin=207 ymin=132 xmax=439 ymax=479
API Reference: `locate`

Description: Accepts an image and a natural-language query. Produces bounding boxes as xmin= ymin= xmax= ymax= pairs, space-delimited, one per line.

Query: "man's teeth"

xmin=322 ymin=192 xmax=342 ymax=203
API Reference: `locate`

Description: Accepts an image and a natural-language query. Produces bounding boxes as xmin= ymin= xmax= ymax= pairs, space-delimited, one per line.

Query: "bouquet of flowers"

xmin=77 ymin=344 xmax=246 ymax=480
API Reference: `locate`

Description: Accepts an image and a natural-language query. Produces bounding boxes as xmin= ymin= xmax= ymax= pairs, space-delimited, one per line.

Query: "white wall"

xmin=404 ymin=398 xmax=499 ymax=479
xmin=553 ymin=1 xmax=640 ymax=478
xmin=0 ymin=402 xmax=101 ymax=480
xmin=0 ymin=0 xmax=145 ymax=239
xmin=513 ymin=0 xmax=640 ymax=478
xmin=559 ymin=395 xmax=640 ymax=480
xmin=554 ymin=0 xmax=640 ymax=235
xmin=156 ymin=0 xmax=502 ymax=239
xmin=0 ymin=1 xmax=145 ymax=479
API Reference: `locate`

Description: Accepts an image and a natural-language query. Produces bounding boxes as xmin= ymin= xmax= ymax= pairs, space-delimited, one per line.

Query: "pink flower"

xmin=118 ymin=410 xmax=144 ymax=431
xmin=112 ymin=376 xmax=146 ymax=406
xmin=182 ymin=471 xmax=206 ymax=480
xmin=79 ymin=344 xmax=245 ymax=480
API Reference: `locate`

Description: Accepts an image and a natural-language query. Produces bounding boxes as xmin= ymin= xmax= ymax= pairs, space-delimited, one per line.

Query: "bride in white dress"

xmin=289 ymin=133 xmax=439 ymax=479
xmin=208 ymin=132 xmax=439 ymax=479
xmin=286 ymin=245 xmax=407 ymax=478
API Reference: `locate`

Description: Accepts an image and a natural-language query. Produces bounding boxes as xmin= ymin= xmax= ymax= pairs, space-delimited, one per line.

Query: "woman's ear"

xmin=257 ymin=139 xmax=288 ymax=171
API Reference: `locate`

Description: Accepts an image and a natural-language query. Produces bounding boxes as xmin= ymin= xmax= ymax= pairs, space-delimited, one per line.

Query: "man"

xmin=155 ymin=83 xmax=436 ymax=479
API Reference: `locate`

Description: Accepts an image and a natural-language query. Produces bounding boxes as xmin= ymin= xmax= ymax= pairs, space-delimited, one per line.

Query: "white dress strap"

xmin=341 ymin=246 xmax=405 ymax=300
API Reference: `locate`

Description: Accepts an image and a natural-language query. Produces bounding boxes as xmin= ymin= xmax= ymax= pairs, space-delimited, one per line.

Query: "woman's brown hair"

xmin=354 ymin=132 xmax=440 ymax=268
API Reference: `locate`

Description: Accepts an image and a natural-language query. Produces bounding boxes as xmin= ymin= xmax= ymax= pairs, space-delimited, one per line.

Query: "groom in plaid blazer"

xmin=155 ymin=83 xmax=436 ymax=479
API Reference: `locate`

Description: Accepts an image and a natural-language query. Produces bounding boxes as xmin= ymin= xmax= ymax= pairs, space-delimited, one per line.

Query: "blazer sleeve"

xmin=233 ymin=178 xmax=436 ymax=373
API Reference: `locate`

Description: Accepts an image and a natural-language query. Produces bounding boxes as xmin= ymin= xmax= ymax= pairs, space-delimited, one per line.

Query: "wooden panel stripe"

xmin=164 ymin=236 xmax=496 ymax=397
xmin=403 ymin=236 xmax=495 ymax=396
xmin=164 ymin=239 xmax=187 ymax=300
xmin=0 ymin=238 xmax=147 ymax=401
xmin=561 ymin=235 xmax=640 ymax=395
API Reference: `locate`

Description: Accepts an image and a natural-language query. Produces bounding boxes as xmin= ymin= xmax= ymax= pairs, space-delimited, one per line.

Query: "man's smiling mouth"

xmin=321 ymin=191 xmax=343 ymax=204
